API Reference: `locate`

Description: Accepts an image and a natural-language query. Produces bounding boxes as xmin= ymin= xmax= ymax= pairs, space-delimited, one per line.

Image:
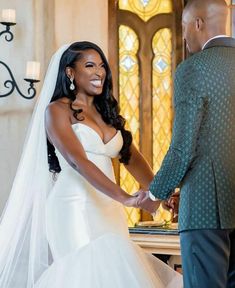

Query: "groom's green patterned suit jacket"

xmin=149 ymin=37 xmax=235 ymax=232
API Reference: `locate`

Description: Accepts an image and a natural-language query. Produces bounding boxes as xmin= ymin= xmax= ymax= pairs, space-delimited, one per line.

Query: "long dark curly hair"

xmin=47 ymin=41 xmax=132 ymax=173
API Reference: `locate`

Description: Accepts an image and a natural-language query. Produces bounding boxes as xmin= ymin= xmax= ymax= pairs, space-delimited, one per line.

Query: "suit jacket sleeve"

xmin=149 ymin=60 xmax=206 ymax=200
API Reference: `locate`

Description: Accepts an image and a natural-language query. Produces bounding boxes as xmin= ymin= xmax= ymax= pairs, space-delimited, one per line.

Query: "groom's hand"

xmin=164 ymin=190 xmax=180 ymax=221
xmin=134 ymin=190 xmax=161 ymax=214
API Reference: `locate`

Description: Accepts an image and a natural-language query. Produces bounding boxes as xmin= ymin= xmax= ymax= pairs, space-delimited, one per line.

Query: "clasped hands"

xmin=125 ymin=190 xmax=179 ymax=216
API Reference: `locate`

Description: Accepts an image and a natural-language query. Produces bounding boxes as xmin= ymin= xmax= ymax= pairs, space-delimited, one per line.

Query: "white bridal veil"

xmin=0 ymin=44 xmax=70 ymax=287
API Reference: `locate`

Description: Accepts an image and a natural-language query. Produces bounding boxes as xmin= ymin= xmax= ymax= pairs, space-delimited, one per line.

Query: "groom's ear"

xmin=195 ymin=17 xmax=204 ymax=32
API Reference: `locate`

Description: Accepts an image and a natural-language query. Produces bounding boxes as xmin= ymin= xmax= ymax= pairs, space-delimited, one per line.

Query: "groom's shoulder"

xmin=175 ymin=52 xmax=205 ymax=82
xmin=176 ymin=51 xmax=205 ymax=73
xmin=176 ymin=46 xmax=227 ymax=76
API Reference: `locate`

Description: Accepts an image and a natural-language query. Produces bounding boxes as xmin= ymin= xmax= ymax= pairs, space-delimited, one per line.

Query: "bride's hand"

xmin=123 ymin=190 xmax=147 ymax=208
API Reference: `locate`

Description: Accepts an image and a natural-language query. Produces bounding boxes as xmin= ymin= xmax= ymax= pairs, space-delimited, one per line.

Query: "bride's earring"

xmin=69 ymin=77 xmax=75 ymax=91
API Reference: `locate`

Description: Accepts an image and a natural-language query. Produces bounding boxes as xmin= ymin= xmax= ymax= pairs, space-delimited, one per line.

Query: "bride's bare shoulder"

xmin=45 ymin=98 xmax=71 ymax=122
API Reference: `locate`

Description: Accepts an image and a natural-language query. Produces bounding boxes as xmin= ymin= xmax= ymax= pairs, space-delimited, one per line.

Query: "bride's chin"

xmin=88 ymin=89 xmax=103 ymax=97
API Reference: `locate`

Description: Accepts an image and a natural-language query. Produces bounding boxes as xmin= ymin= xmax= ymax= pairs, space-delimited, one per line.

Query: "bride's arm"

xmin=45 ymin=103 xmax=138 ymax=206
xmin=123 ymin=143 xmax=154 ymax=190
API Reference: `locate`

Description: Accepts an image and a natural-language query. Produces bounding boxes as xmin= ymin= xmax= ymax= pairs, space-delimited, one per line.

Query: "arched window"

xmin=109 ymin=0 xmax=183 ymax=226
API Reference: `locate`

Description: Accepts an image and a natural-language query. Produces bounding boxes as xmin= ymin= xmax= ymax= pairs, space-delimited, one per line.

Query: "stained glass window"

xmin=119 ymin=25 xmax=140 ymax=226
xmin=152 ymin=28 xmax=173 ymax=172
xmin=119 ymin=0 xmax=172 ymax=22
xmin=117 ymin=0 xmax=174 ymax=226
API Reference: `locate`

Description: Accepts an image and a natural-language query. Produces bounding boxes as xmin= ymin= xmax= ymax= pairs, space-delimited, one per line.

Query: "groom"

xmin=136 ymin=0 xmax=235 ymax=287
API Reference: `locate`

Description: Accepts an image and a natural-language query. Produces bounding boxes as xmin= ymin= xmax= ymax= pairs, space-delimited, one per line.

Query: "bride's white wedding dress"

xmin=35 ymin=123 xmax=182 ymax=288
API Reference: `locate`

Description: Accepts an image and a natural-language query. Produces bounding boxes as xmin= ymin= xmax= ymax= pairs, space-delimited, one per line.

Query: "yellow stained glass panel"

xmin=119 ymin=25 xmax=140 ymax=227
xmin=152 ymin=28 xmax=173 ymax=172
xmin=119 ymin=0 xmax=172 ymax=22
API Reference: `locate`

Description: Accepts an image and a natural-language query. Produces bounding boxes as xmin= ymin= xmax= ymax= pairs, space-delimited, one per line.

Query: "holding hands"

xmin=124 ymin=190 xmax=161 ymax=214
xmin=125 ymin=189 xmax=180 ymax=217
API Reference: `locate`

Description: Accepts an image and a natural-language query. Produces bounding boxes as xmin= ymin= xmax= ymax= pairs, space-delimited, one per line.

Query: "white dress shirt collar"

xmin=202 ymin=35 xmax=229 ymax=50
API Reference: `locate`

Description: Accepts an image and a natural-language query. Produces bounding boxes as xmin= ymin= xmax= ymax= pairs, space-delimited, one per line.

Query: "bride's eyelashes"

xmin=85 ymin=62 xmax=105 ymax=69
xmin=85 ymin=63 xmax=94 ymax=68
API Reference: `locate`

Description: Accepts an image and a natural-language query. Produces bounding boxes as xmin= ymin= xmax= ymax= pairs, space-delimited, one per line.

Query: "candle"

xmin=26 ymin=61 xmax=40 ymax=80
xmin=1 ymin=9 xmax=16 ymax=23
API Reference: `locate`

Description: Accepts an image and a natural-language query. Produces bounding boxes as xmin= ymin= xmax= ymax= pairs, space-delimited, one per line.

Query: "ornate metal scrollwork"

xmin=0 ymin=61 xmax=39 ymax=99
xmin=0 ymin=23 xmax=39 ymax=99
xmin=0 ymin=22 xmax=15 ymax=42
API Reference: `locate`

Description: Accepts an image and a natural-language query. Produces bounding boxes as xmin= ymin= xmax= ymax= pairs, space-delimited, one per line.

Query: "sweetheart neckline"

xmin=71 ymin=122 xmax=121 ymax=146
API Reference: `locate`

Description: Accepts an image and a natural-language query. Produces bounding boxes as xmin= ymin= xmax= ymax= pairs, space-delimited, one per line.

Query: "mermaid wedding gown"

xmin=35 ymin=123 xmax=183 ymax=288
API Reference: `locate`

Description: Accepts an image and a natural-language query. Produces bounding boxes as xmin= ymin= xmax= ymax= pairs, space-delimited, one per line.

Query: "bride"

xmin=0 ymin=41 xmax=182 ymax=287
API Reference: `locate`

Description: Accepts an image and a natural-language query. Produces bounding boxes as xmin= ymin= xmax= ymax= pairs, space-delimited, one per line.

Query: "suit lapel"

xmin=203 ymin=37 xmax=235 ymax=50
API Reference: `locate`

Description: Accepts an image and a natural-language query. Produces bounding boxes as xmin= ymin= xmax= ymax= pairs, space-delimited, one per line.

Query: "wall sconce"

xmin=0 ymin=9 xmax=16 ymax=41
xmin=0 ymin=9 xmax=40 ymax=99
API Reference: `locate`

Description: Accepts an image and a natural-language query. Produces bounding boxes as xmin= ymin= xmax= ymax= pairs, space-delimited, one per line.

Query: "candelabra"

xmin=0 ymin=9 xmax=40 ymax=99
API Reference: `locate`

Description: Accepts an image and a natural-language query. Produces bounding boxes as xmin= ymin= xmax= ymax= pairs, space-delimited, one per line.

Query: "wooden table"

xmin=129 ymin=228 xmax=181 ymax=256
